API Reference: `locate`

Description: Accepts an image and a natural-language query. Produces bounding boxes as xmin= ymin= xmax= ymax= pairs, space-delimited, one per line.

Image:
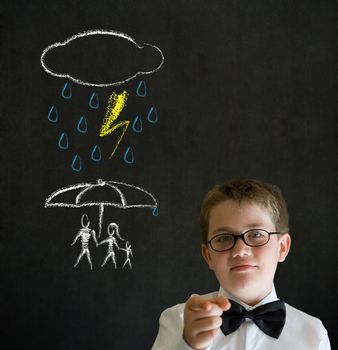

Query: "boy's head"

xmin=200 ymin=179 xmax=291 ymax=306
xmin=199 ymin=179 xmax=289 ymax=244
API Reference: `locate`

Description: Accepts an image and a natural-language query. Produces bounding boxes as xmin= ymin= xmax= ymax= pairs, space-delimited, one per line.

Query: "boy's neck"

xmin=220 ymin=285 xmax=277 ymax=307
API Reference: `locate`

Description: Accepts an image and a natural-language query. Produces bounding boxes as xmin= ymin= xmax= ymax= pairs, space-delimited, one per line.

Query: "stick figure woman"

xmin=99 ymin=222 xmax=124 ymax=268
xmin=71 ymin=214 xmax=98 ymax=269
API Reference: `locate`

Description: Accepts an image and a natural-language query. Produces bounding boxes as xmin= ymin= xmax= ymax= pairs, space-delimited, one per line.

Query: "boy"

xmin=151 ymin=179 xmax=330 ymax=349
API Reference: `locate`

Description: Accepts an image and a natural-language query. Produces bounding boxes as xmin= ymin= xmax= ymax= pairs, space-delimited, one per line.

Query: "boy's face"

xmin=202 ymin=199 xmax=291 ymax=306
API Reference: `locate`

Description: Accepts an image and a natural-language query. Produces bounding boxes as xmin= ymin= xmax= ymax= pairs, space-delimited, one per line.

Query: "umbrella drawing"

xmin=45 ymin=178 xmax=158 ymax=236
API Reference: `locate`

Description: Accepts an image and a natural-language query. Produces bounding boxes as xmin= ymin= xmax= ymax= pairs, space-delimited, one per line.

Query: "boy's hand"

xmin=183 ymin=294 xmax=230 ymax=350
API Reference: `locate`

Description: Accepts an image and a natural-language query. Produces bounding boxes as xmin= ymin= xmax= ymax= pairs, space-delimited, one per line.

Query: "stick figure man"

xmin=99 ymin=222 xmax=124 ymax=268
xmin=71 ymin=214 xmax=98 ymax=269
xmin=121 ymin=241 xmax=133 ymax=269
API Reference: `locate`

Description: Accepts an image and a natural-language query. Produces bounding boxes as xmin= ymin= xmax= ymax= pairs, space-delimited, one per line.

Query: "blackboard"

xmin=2 ymin=1 xmax=337 ymax=349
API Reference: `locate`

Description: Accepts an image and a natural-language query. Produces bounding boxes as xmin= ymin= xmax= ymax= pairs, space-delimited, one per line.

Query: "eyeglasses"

xmin=205 ymin=229 xmax=281 ymax=252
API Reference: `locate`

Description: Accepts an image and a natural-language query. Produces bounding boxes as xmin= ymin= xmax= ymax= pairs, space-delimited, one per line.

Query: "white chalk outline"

xmin=71 ymin=214 xmax=98 ymax=269
xmin=40 ymin=29 xmax=165 ymax=87
xmin=121 ymin=241 xmax=133 ymax=269
xmin=99 ymin=222 xmax=124 ymax=268
xmin=45 ymin=178 xmax=158 ymax=236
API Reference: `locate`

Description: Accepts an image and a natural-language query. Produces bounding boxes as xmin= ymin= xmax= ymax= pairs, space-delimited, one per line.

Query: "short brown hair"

xmin=199 ymin=179 xmax=289 ymax=242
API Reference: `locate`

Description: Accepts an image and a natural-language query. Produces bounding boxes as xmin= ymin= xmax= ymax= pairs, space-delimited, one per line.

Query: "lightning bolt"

xmin=100 ymin=91 xmax=129 ymax=159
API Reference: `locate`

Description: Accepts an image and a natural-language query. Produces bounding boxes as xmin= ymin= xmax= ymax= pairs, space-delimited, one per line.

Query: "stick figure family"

xmin=71 ymin=214 xmax=133 ymax=269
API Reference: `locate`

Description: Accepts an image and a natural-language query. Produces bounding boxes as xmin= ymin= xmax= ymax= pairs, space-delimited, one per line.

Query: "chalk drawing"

xmin=58 ymin=132 xmax=69 ymax=150
xmin=100 ymin=91 xmax=129 ymax=136
xmin=45 ymin=178 xmax=158 ymax=237
xmin=100 ymin=91 xmax=129 ymax=159
xmin=43 ymin=31 xmax=163 ymax=171
xmin=132 ymin=115 xmax=143 ymax=133
xmin=45 ymin=179 xmax=157 ymax=269
xmin=71 ymin=214 xmax=98 ymax=269
xmin=90 ymin=144 xmax=102 ymax=162
xmin=147 ymin=106 xmax=158 ymax=124
xmin=89 ymin=92 xmax=99 ymax=109
xmin=77 ymin=116 xmax=88 ymax=133
xmin=121 ymin=241 xmax=133 ymax=269
xmin=99 ymin=222 xmax=124 ymax=268
xmin=136 ymin=80 xmax=147 ymax=97
xmin=40 ymin=29 xmax=164 ymax=87
xmin=71 ymin=154 xmax=82 ymax=172
xmin=61 ymin=81 xmax=72 ymax=99
xmin=48 ymin=106 xmax=59 ymax=123
xmin=123 ymin=147 xmax=134 ymax=164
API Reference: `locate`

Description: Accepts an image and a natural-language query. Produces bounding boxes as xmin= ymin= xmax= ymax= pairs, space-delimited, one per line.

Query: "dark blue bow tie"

xmin=221 ymin=299 xmax=286 ymax=339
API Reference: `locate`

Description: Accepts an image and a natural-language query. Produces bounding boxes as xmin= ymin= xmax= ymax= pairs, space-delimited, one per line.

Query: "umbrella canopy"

xmin=45 ymin=179 xmax=158 ymax=235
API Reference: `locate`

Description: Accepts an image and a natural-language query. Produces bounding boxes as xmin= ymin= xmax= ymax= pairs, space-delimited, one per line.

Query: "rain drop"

xmin=61 ymin=82 xmax=72 ymax=99
xmin=136 ymin=80 xmax=147 ymax=97
xmin=147 ymin=106 xmax=158 ymax=124
xmin=71 ymin=154 xmax=82 ymax=172
xmin=89 ymin=92 xmax=99 ymax=109
xmin=152 ymin=207 xmax=159 ymax=217
xmin=48 ymin=106 xmax=59 ymax=123
xmin=58 ymin=132 xmax=69 ymax=150
xmin=123 ymin=147 xmax=134 ymax=164
xmin=77 ymin=116 xmax=88 ymax=133
xmin=91 ymin=144 xmax=102 ymax=162
xmin=132 ymin=115 xmax=143 ymax=133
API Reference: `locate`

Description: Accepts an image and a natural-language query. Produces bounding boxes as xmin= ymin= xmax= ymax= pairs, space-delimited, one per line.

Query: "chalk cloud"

xmin=40 ymin=29 xmax=164 ymax=87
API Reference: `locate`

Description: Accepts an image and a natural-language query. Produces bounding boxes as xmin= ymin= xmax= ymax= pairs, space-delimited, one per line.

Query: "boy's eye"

xmin=250 ymin=230 xmax=263 ymax=237
xmin=214 ymin=234 xmax=233 ymax=243
xmin=246 ymin=230 xmax=268 ymax=240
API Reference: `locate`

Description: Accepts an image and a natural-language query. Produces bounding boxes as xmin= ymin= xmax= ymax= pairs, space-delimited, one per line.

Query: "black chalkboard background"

xmin=2 ymin=1 xmax=337 ymax=349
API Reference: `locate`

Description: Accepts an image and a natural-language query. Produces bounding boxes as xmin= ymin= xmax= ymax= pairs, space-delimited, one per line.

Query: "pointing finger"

xmin=210 ymin=296 xmax=231 ymax=311
xmin=187 ymin=294 xmax=213 ymax=312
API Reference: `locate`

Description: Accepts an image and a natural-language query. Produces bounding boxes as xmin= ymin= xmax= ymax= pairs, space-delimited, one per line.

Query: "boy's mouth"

xmin=230 ymin=264 xmax=257 ymax=272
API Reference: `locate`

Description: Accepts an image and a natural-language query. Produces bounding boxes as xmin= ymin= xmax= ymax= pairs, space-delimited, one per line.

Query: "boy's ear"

xmin=278 ymin=233 xmax=291 ymax=262
xmin=201 ymin=244 xmax=214 ymax=270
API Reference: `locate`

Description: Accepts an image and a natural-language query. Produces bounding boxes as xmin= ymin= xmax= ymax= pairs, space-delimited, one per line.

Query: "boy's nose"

xmin=231 ymin=237 xmax=251 ymax=258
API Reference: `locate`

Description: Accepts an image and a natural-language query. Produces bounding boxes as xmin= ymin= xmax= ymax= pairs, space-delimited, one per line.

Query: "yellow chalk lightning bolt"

xmin=100 ymin=91 xmax=129 ymax=159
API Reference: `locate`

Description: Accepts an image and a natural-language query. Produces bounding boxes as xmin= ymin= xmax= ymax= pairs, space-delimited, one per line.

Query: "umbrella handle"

xmin=99 ymin=204 xmax=104 ymax=237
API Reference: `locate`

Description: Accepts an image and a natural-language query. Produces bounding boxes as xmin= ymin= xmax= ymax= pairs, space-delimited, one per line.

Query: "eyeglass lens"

xmin=210 ymin=229 xmax=270 ymax=251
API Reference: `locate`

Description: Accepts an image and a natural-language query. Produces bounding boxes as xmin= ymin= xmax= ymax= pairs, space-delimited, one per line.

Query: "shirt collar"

xmin=218 ymin=285 xmax=279 ymax=311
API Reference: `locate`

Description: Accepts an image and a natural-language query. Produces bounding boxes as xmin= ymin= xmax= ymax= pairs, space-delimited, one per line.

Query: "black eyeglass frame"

xmin=204 ymin=229 xmax=281 ymax=252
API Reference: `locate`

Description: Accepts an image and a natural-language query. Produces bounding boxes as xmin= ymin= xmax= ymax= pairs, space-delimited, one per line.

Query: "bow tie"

xmin=221 ymin=299 xmax=286 ymax=339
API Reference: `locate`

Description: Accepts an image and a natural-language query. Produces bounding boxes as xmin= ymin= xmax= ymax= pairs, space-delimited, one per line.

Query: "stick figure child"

xmin=71 ymin=214 xmax=98 ymax=269
xmin=121 ymin=241 xmax=133 ymax=269
xmin=99 ymin=222 xmax=124 ymax=268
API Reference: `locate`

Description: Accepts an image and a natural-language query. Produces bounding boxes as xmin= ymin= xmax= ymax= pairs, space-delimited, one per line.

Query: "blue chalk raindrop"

xmin=90 ymin=144 xmax=102 ymax=162
xmin=58 ymin=132 xmax=69 ymax=150
xmin=89 ymin=92 xmax=99 ymax=109
xmin=152 ymin=207 xmax=159 ymax=217
xmin=77 ymin=116 xmax=88 ymax=133
xmin=61 ymin=82 xmax=72 ymax=99
xmin=71 ymin=154 xmax=82 ymax=172
xmin=123 ymin=147 xmax=134 ymax=164
xmin=147 ymin=106 xmax=158 ymax=124
xmin=132 ymin=115 xmax=143 ymax=133
xmin=136 ymin=80 xmax=147 ymax=97
xmin=48 ymin=106 xmax=59 ymax=123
